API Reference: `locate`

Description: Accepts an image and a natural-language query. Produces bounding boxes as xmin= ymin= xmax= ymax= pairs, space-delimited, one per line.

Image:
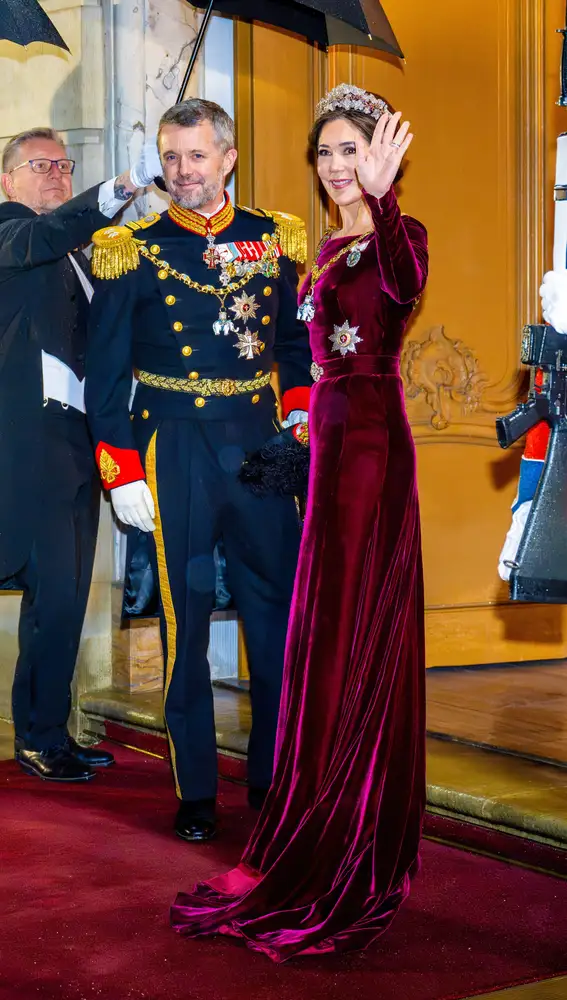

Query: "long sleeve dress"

xmin=171 ymin=186 xmax=429 ymax=962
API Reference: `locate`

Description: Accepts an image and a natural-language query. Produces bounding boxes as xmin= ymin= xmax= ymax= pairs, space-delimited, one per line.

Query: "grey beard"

xmin=167 ymin=174 xmax=224 ymax=211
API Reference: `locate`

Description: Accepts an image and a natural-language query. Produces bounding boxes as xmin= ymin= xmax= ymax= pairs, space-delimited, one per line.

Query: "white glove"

xmin=498 ymin=500 xmax=531 ymax=582
xmin=281 ymin=409 xmax=308 ymax=429
xmin=129 ymin=139 xmax=162 ymax=189
xmin=540 ymin=270 xmax=567 ymax=333
xmin=111 ymin=480 xmax=156 ymax=533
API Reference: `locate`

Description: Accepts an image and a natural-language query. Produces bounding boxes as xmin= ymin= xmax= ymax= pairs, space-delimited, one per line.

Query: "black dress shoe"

xmin=64 ymin=735 xmax=115 ymax=768
xmin=175 ymin=799 xmax=217 ymax=842
xmin=15 ymin=746 xmax=96 ymax=782
xmin=248 ymin=786 xmax=269 ymax=810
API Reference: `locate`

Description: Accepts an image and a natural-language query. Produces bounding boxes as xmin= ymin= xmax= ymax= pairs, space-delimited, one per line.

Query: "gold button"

xmin=181 ymin=345 xmax=192 ymax=357
xmin=141 ymin=409 xmax=150 ymax=419
xmin=165 ymin=295 xmax=176 ymax=306
xmin=262 ymin=232 xmax=271 ymax=241
xmin=188 ymin=371 xmax=199 ymax=380
xmin=173 ymin=321 xmax=183 ymax=332
xmin=251 ymin=394 xmax=260 ymax=404
xmin=255 ymin=370 xmax=263 ymax=377
xmin=150 ymin=244 xmax=161 ymax=255
xmin=195 ymin=397 xmax=206 ymax=408
xmin=261 ymin=315 xmax=270 ymax=326
xmin=263 ymin=286 xmax=272 ymax=297
xmin=259 ymin=342 xmax=266 ymax=352
xmin=130 ymin=414 xmax=134 ymax=421
xmin=157 ymin=269 xmax=168 ymax=280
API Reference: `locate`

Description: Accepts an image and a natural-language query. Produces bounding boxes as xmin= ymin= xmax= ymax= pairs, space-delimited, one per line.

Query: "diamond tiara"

xmin=314 ymin=84 xmax=389 ymax=123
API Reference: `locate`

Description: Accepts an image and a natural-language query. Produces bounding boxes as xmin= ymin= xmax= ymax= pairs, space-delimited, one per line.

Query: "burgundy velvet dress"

xmin=171 ymin=186 xmax=429 ymax=962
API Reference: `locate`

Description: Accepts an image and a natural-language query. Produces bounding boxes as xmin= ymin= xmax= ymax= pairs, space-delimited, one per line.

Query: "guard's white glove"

xmin=129 ymin=139 xmax=162 ymax=190
xmin=281 ymin=409 xmax=308 ymax=429
xmin=540 ymin=270 xmax=567 ymax=333
xmin=498 ymin=500 xmax=531 ymax=582
xmin=111 ymin=480 xmax=156 ymax=533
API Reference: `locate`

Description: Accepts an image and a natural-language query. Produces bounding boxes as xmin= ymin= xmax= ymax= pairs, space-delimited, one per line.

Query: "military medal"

xmin=346 ymin=239 xmax=370 ymax=268
xmin=234 ymin=329 xmax=264 ymax=359
xmin=297 ymin=231 xmax=373 ymax=323
xmin=329 ymin=321 xmax=362 ymax=356
xmin=230 ymin=291 xmax=260 ymax=322
xmin=212 ymin=309 xmax=237 ymax=337
xmin=297 ymin=295 xmax=316 ymax=323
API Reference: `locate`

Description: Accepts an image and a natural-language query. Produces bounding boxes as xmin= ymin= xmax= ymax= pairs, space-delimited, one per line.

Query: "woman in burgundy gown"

xmin=171 ymin=84 xmax=429 ymax=962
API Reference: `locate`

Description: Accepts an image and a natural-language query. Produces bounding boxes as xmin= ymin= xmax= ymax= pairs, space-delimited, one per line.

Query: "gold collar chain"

xmin=138 ymin=238 xmax=280 ymax=301
xmin=138 ymin=239 xmax=281 ymax=337
xmin=308 ymin=230 xmax=373 ymax=290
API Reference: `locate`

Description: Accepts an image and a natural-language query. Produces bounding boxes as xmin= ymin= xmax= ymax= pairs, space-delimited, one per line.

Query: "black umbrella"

xmin=0 ymin=0 xmax=70 ymax=51
xmin=177 ymin=0 xmax=402 ymax=101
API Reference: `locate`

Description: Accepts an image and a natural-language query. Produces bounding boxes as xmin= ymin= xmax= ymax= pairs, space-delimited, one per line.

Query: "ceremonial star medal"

xmin=330 ymin=321 xmax=362 ymax=356
xmin=234 ymin=329 xmax=264 ymax=359
xmin=230 ymin=291 xmax=260 ymax=322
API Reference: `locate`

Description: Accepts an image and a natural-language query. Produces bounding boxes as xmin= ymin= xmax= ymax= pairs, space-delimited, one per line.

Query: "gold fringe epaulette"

xmin=91 ymin=212 xmax=161 ymax=280
xmin=263 ymin=210 xmax=307 ymax=265
xmin=237 ymin=206 xmax=307 ymax=264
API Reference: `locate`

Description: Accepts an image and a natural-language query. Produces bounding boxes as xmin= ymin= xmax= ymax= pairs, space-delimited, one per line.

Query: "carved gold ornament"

xmin=401 ymin=325 xmax=488 ymax=431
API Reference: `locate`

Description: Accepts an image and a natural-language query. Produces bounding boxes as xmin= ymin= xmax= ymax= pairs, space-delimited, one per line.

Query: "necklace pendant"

xmin=346 ymin=249 xmax=361 ymax=267
xmin=213 ymin=309 xmax=236 ymax=337
xmin=297 ymin=294 xmax=315 ymax=323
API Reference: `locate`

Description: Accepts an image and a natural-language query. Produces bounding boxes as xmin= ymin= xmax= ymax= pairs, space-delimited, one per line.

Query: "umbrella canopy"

xmin=192 ymin=0 xmax=402 ymax=56
xmin=178 ymin=0 xmax=401 ymax=101
xmin=0 ymin=0 xmax=70 ymax=51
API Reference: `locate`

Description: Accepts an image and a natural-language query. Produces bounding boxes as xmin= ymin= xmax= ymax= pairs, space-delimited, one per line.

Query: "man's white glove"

xmin=540 ymin=270 xmax=567 ymax=333
xmin=281 ymin=409 xmax=308 ymax=429
xmin=129 ymin=139 xmax=162 ymax=190
xmin=111 ymin=480 xmax=156 ymax=533
xmin=498 ymin=500 xmax=531 ymax=582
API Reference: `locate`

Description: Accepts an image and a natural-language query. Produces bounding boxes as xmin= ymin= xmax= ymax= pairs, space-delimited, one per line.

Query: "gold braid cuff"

xmin=135 ymin=370 xmax=272 ymax=397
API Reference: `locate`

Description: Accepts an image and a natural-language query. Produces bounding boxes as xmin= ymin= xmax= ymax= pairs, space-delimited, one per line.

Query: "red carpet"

xmin=1 ymin=745 xmax=567 ymax=1000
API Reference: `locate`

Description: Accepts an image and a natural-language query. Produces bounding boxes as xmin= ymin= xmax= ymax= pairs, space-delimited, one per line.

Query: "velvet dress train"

xmin=171 ymin=186 xmax=429 ymax=962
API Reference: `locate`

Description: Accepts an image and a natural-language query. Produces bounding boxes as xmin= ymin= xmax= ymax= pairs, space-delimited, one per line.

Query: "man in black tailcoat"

xmin=0 ymin=126 xmax=160 ymax=782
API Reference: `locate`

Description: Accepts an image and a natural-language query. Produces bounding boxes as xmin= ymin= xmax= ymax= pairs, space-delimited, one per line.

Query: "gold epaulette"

xmin=237 ymin=205 xmax=307 ymax=264
xmin=91 ymin=212 xmax=161 ymax=280
xmin=262 ymin=210 xmax=307 ymax=265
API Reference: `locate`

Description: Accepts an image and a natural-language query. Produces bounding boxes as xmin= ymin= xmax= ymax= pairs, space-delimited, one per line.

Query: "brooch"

xmin=329 ymin=321 xmax=362 ymax=356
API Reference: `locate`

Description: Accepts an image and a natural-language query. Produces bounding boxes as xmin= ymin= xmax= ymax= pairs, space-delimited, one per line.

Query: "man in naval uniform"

xmin=0 ymin=126 xmax=161 ymax=782
xmin=86 ymin=99 xmax=311 ymax=841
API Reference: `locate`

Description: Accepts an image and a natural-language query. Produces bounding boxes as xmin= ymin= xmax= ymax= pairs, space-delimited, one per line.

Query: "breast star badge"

xmin=229 ymin=291 xmax=260 ymax=322
xmin=234 ymin=329 xmax=264 ymax=360
xmin=329 ymin=321 xmax=362 ymax=356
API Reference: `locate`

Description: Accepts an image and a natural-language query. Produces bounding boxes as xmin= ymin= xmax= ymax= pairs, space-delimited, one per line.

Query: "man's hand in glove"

xmin=111 ymin=481 xmax=156 ymax=533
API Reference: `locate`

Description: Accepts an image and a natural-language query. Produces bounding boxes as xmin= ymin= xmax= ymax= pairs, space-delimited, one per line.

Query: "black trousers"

xmin=11 ymin=410 xmax=100 ymax=751
xmin=142 ymin=414 xmax=301 ymax=802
